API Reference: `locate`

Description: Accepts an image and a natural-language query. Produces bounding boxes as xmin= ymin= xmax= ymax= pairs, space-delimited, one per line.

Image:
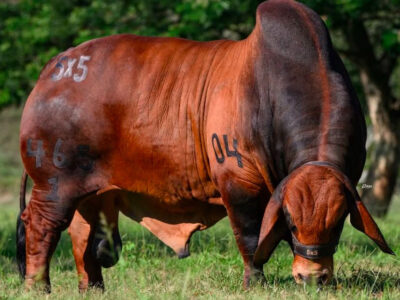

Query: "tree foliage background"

xmin=1 ymin=0 xmax=398 ymax=108
xmin=0 ymin=0 xmax=399 ymax=215
xmin=0 ymin=0 xmax=259 ymax=107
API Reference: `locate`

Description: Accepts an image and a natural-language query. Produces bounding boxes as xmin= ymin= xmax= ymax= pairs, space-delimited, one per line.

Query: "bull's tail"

xmin=16 ymin=170 xmax=28 ymax=278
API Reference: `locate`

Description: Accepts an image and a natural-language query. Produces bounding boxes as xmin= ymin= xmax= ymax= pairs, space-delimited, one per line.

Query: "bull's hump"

xmin=256 ymin=0 xmax=348 ymax=163
xmin=256 ymin=0 xmax=331 ymax=67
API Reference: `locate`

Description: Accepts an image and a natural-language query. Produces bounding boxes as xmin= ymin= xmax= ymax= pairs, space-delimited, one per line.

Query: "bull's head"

xmin=254 ymin=161 xmax=394 ymax=285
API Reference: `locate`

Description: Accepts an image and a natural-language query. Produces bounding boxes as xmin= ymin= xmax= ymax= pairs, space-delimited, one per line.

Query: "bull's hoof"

xmin=79 ymin=280 xmax=105 ymax=293
xmin=243 ymin=267 xmax=267 ymax=289
xmin=25 ymin=277 xmax=51 ymax=293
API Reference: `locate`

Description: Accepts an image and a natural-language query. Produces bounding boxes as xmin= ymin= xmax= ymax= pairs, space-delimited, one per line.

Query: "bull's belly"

xmin=106 ymin=189 xmax=227 ymax=255
xmin=109 ymin=164 xmax=220 ymax=207
xmin=116 ymin=190 xmax=225 ymax=223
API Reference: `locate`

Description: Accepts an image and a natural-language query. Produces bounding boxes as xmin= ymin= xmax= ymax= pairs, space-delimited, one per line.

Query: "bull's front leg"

xmin=21 ymin=187 xmax=78 ymax=292
xmin=219 ymin=179 xmax=268 ymax=288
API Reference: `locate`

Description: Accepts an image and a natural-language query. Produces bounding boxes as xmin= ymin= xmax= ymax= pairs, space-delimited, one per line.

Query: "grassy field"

xmin=0 ymin=201 xmax=399 ymax=299
xmin=0 ymin=107 xmax=399 ymax=299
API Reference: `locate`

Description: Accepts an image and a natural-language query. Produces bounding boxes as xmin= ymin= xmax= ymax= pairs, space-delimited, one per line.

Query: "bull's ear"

xmin=346 ymin=188 xmax=394 ymax=255
xmin=254 ymin=196 xmax=288 ymax=266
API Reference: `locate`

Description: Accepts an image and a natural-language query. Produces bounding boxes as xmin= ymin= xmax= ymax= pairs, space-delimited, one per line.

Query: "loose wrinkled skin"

xmin=18 ymin=0 xmax=393 ymax=292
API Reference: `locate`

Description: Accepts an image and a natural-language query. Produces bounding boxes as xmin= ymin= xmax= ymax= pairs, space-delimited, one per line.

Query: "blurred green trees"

xmin=0 ymin=0 xmax=399 ymax=215
xmin=0 ymin=0 xmax=260 ymax=108
xmin=1 ymin=0 xmax=398 ymax=109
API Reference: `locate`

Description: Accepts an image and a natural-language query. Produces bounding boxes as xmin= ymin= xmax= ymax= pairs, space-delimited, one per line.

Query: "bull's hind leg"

xmin=21 ymin=185 xmax=82 ymax=292
xmin=219 ymin=181 xmax=268 ymax=288
xmin=69 ymin=193 xmax=121 ymax=292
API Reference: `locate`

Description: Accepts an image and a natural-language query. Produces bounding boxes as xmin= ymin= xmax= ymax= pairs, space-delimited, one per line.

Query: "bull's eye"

xmin=290 ymin=225 xmax=297 ymax=232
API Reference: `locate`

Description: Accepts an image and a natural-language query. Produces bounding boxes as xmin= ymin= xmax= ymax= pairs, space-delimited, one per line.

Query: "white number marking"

xmin=63 ymin=58 xmax=77 ymax=78
xmin=52 ymin=57 xmax=67 ymax=81
xmin=73 ymin=56 xmax=91 ymax=82
xmin=51 ymin=55 xmax=91 ymax=82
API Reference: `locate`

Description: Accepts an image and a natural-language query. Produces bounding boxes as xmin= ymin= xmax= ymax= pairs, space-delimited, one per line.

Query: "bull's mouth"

xmin=293 ymin=270 xmax=331 ymax=285
xmin=292 ymin=254 xmax=333 ymax=286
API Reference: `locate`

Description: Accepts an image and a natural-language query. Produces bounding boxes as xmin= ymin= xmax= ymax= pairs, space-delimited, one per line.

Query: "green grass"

xmin=0 ymin=106 xmax=24 ymax=199
xmin=0 ymin=199 xmax=399 ymax=299
xmin=1 ymin=107 xmax=400 ymax=299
